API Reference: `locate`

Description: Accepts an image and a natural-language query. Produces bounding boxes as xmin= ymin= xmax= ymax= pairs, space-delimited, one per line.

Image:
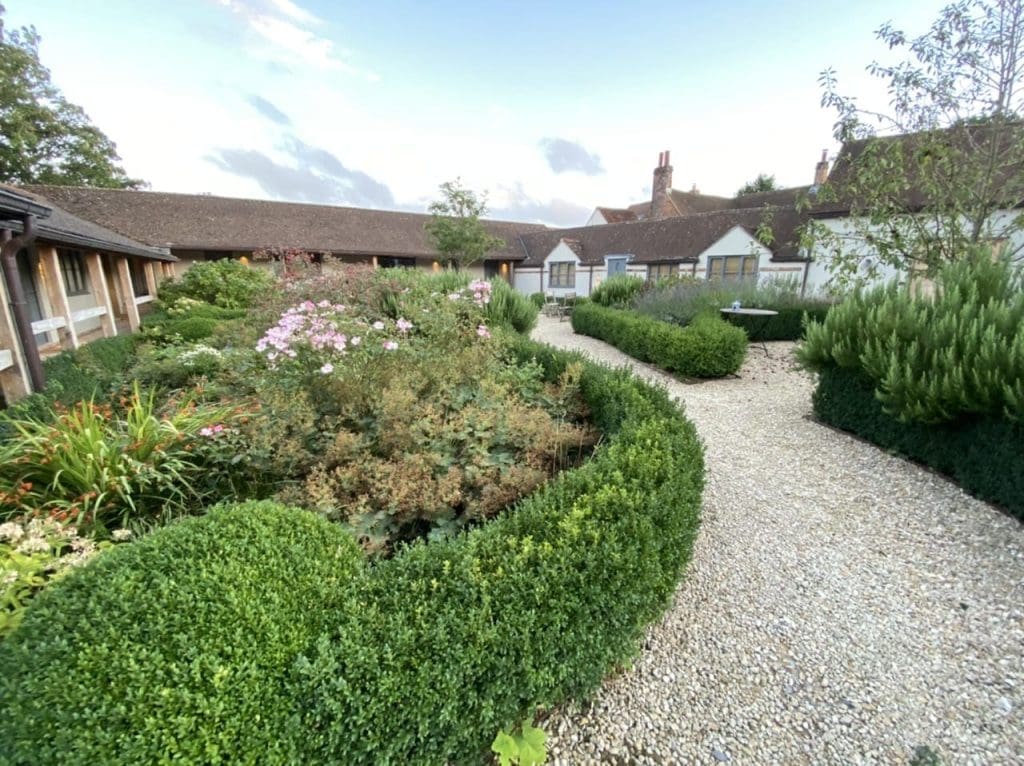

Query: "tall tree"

xmin=736 ymin=173 xmax=779 ymax=196
xmin=0 ymin=5 xmax=144 ymax=188
xmin=424 ymin=178 xmax=504 ymax=270
xmin=810 ymin=0 xmax=1024 ymax=288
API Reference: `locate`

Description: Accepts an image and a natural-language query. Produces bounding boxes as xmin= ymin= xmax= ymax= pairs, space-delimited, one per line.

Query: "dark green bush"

xmin=572 ymin=301 xmax=747 ymax=378
xmin=486 ymin=278 xmax=539 ymax=334
xmin=813 ymin=365 xmax=1024 ymax=520
xmin=0 ymin=502 xmax=362 ymax=765
xmin=146 ymin=315 xmax=219 ymax=342
xmin=1 ymin=337 xmax=706 ymax=766
xmin=158 ymin=260 xmax=274 ymax=309
xmin=591 ymin=274 xmax=646 ymax=307
xmin=290 ymin=337 xmax=704 ymax=764
xmin=721 ymin=306 xmax=830 ymax=341
xmin=528 ymin=291 xmax=545 ymax=309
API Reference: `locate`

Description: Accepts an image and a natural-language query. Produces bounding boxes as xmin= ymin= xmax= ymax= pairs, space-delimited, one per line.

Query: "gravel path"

xmin=531 ymin=316 xmax=1024 ymax=766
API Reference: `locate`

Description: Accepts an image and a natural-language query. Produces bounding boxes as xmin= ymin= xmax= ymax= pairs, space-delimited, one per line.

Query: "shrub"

xmin=0 ymin=385 xmax=239 ymax=534
xmin=812 ymin=365 xmax=1024 ymax=519
xmin=572 ymin=301 xmax=747 ymax=378
xmin=1 ymin=338 xmax=706 ymax=766
xmin=158 ymin=259 xmax=274 ymax=309
xmin=143 ymin=315 xmax=220 ymax=343
xmin=486 ymin=278 xmax=539 ymax=334
xmin=591 ymin=274 xmax=646 ymax=307
xmin=0 ymin=503 xmax=362 ymax=766
xmin=635 ymin=276 xmax=832 ymax=340
xmin=800 ymin=250 xmax=1024 ymax=423
xmin=528 ymin=291 xmax=545 ymax=309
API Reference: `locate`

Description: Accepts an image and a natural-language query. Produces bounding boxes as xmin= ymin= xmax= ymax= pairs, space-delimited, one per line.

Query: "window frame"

xmin=548 ymin=261 xmax=576 ymax=289
xmin=647 ymin=263 xmax=677 ymax=282
xmin=707 ymin=254 xmax=759 ymax=282
xmin=58 ymin=249 xmax=90 ymax=297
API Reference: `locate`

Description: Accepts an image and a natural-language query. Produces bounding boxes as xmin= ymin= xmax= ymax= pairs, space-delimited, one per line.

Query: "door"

xmin=16 ymin=250 xmax=47 ymax=345
xmin=607 ymin=257 xmax=627 ymax=276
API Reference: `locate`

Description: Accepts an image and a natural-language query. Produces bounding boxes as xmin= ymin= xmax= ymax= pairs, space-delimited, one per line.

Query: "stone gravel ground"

xmin=531 ymin=316 xmax=1024 ymax=766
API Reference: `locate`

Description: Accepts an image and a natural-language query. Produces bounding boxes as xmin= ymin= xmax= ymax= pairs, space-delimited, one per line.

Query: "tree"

xmin=0 ymin=5 xmax=144 ymax=188
xmin=424 ymin=178 xmax=504 ymax=270
xmin=811 ymin=0 xmax=1024 ymax=288
xmin=736 ymin=173 xmax=779 ymax=196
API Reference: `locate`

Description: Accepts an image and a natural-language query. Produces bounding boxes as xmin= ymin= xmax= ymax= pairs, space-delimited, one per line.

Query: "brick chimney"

xmin=650 ymin=150 xmax=673 ymax=219
xmin=814 ymin=149 xmax=829 ymax=186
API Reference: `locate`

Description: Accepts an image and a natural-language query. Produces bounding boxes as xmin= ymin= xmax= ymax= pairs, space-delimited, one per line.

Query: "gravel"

xmin=531 ymin=316 xmax=1024 ymax=766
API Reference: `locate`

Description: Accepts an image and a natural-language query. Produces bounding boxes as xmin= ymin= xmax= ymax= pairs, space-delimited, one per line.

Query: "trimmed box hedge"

xmin=720 ymin=306 xmax=830 ymax=341
xmin=572 ymin=301 xmax=747 ymax=378
xmin=0 ymin=336 xmax=705 ymax=765
xmin=813 ymin=364 xmax=1024 ymax=520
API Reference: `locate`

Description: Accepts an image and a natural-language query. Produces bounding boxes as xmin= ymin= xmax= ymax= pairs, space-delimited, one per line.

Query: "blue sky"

xmin=9 ymin=0 xmax=949 ymax=225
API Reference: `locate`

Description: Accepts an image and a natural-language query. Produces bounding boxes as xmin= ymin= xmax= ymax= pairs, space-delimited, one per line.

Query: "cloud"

xmin=207 ymin=135 xmax=395 ymax=208
xmin=246 ymin=94 xmax=291 ymax=126
xmin=539 ymin=138 xmax=604 ymax=176
xmin=489 ymin=183 xmax=590 ymax=227
xmin=214 ymin=0 xmax=377 ymax=79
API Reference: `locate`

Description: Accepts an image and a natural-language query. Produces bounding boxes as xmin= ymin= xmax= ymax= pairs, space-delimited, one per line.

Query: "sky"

xmin=9 ymin=0 xmax=952 ymax=227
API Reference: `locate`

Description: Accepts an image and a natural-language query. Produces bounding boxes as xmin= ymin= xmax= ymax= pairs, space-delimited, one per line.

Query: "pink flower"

xmin=351 ymin=336 xmax=361 ymax=346
xmin=476 ymin=324 xmax=491 ymax=339
xmin=396 ymin=318 xmax=413 ymax=333
xmin=320 ymin=362 xmax=334 ymax=374
xmin=383 ymin=340 xmax=398 ymax=351
xmin=199 ymin=424 xmax=226 ymax=438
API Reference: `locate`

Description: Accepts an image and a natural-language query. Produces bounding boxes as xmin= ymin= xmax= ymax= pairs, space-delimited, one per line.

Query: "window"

xmin=58 ymin=249 xmax=90 ymax=296
xmin=606 ymin=257 xmax=628 ymax=276
xmin=707 ymin=255 xmax=758 ymax=281
xmin=129 ymin=259 xmax=149 ymax=297
xmin=648 ymin=263 xmax=677 ymax=282
xmin=549 ymin=262 xmax=575 ymax=288
xmin=378 ymin=256 xmax=417 ymax=269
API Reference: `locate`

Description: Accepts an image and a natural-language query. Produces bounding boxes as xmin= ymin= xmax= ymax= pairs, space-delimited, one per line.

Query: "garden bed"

xmin=0 ymin=263 xmax=705 ymax=764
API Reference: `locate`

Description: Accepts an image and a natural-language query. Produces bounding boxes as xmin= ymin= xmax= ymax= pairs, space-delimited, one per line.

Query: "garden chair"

xmin=558 ymin=292 xmax=576 ymax=322
xmin=543 ymin=291 xmax=559 ymax=316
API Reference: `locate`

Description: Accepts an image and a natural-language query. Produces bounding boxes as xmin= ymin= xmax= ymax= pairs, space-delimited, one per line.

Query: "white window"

xmin=549 ymin=262 xmax=575 ymax=288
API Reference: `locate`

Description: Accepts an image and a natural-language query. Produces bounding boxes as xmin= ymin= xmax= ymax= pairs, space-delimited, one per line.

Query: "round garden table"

xmin=720 ymin=307 xmax=779 ymax=355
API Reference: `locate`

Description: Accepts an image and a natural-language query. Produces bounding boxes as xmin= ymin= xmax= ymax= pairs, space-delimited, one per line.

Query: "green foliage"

xmin=157 ymin=260 xmax=274 ymax=309
xmin=736 ymin=172 xmax=779 ymax=195
xmin=492 ymin=720 xmax=547 ymax=766
xmin=799 ymin=250 xmax=1024 ymax=423
xmin=143 ymin=315 xmax=220 ymax=343
xmin=909 ymin=745 xmax=943 ymax=766
xmin=815 ymin=1 xmax=1024 ymax=281
xmin=812 ymin=365 xmax=1024 ymax=520
xmin=0 ymin=9 xmax=143 ymax=188
xmin=0 ymin=517 xmax=112 ymax=637
xmin=0 ymin=503 xmax=362 ymax=766
xmin=529 ymin=292 xmax=545 ymax=309
xmin=424 ymin=178 xmax=505 ymax=270
xmin=0 ymin=384 xmax=238 ymax=534
xmin=486 ymin=278 xmax=539 ymax=334
xmin=590 ymin=274 xmax=646 ymax=307
xmin=572 ymin=302 xmax=747 ymax=378
xmin=635 ymin=276 xmax=832 ymax=339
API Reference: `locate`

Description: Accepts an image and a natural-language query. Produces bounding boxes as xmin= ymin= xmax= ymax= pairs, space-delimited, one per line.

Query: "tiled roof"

xmin=520 ymin=205 xmax=806 ymax=267
xmin=594 ymin=207 xmax=638 ymax=224
xmin=24 ymin=186 xmax=546 ymax=261
xmin=1 ymin=185 xmax=174 ymax=261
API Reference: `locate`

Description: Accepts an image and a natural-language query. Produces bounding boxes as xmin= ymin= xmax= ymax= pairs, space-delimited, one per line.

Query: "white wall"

xmin=692 ymin=225 xmax=774 ymax=281
xmin=585 ymin=209 xmax=607 ymax=226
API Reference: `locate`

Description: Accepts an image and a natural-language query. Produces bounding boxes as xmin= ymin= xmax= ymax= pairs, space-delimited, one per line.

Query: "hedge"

xmin=0 ymin=337 xmax=706 ymax=765
xmin=720 ymin=306 xmax=830 ymax=341
xmin=813 ymin=365 xmax=1024 ymax=520
xmin=572 ymin=301 xmax=747 ymax=378
xmin=0 ymin=502 xmax=362 ymax=765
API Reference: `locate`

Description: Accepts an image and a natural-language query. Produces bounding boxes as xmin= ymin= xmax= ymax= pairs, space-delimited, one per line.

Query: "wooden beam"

xmin=160 ymin=261 xmax=175 ymax=280
xmin=115 ymin=256 xmax=141 ymax=331
xmin=84 ymin=252 xmax=117 ymax=338
xmin=0 ymin=272 xmax=30 ymax=402
xmin=143 ymin=260 xmax=158 ymax=297
xmin=37 ymin=245 xmax=78 ymax=350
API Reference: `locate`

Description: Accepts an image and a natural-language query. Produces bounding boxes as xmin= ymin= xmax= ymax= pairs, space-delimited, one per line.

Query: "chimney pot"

xmin=664 ymin=150 xmax=671 ymax=166
xmin=650 ymin=149 xmax=674 ymax=219
xmin=814 ymin=149 xmax=830 ymax=186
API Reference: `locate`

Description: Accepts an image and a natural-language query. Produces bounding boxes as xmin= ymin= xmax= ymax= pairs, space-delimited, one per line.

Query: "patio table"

xmin=720 ymin=307 xmax=779 ymax=355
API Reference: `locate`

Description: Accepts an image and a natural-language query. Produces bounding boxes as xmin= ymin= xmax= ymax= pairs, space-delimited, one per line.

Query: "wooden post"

xmin=37 ymin=245 xmax=78 ymax=350
xmin=143 ymin=260 xmax=158 ymax=297
xmin=85 ymin=252 xmax=117 ymax=338
xmin=160 ymin=261 xmax=175 ymax=280
xmin=0 ymin=273 xmax=31 ymax=403
xmin=372 ymin=255 xmax=379 ymax=269
xmin=115 ymin=256 xmax=141 ymax=331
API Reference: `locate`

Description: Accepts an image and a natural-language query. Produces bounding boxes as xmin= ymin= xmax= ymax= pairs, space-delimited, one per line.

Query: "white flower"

xmin=0 ymin=522 xmax=24 ymax=542
xmin=112 ymin=529 xmax=133 ymax=542
xmin=15 ymin=537 xmax=49 ymax=555
xmin=320 ymin=362 xmax=335 ymax=374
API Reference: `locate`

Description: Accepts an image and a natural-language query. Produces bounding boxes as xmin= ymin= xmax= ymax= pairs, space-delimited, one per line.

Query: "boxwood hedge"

xmin=813 ymin=364 xmax=1024 ymax=520
xmin=572 ymin=301 xmax=747 ymax=378
xmin=0 ymin=337 xmax=705 ymax=765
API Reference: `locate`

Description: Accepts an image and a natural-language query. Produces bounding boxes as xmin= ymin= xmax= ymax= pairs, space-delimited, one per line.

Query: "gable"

xmin=544 ymin=241 xmax=582 ymax=264
xmin=699 ymin=225 xmax=770 ymax=260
